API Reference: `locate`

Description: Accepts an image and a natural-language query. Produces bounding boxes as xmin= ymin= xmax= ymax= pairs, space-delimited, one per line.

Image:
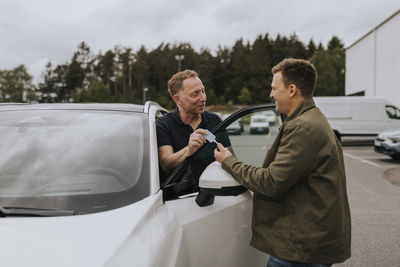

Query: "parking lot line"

xmin=343 ymin=152 xmax=384 ymax=168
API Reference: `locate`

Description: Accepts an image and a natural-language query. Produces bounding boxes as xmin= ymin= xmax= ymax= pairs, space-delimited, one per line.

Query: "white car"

xmin=374 ymin=129 xmax=400 ymax=160
xmin=0 ymin=102 xmax=280 ymax=267
xmin=224 ymin=119 xmax=242 ymax=135
xmin=221 ymin=113 xmax=244 ymax=134
xmin=250 ymin=114 xmax=270 ymax=135
xmin=261 ymin=110 xmax=278 ymax=125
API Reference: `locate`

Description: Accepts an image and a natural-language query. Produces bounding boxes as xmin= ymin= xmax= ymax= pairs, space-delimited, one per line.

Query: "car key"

xmin=203 ymin=130 xmax=218 ymax=144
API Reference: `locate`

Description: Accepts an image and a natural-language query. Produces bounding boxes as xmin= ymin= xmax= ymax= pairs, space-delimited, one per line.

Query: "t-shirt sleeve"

xmin=156 ymin=117 xmax=172 ymax=147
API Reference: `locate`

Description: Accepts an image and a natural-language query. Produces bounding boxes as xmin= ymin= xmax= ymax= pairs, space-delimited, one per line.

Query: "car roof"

xmin=0 ymin=103 xmax=145 ymax=113
xmin=262 ymin=110 xmax=275 ymax=114
xmin=221 ymin=114 xmax=231 ymax=119
xmin=251 ymin=114 xmax=268 ymax=118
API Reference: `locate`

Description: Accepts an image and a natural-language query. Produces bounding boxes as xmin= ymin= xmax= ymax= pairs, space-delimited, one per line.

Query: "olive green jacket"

xmin=222 ymin=98 xmax=351 ymax=264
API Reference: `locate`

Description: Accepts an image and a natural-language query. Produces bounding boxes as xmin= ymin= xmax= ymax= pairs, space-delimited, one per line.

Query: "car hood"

xmin=0 ymin=193 xmax=163 ymax=267
xmin=378 ymin=129 xmax=400 ymax=138
xmin=250 ymin=122 xmax=269 ymax=127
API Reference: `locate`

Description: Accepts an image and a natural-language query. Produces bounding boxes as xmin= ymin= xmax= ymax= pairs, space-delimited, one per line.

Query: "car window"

xmin=162 ymin=104 xmax=281 ymax=200
xmin=0 ymin=109 xmax=150 ymax=214
xmin=386 ymin=105 xmax=400 ymax=119
xmin=215 ymin=105 xmax=281 ymax=167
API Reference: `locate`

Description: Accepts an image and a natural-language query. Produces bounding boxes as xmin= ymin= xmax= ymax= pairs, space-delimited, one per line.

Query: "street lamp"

xmin=143 ymin=87 xmax=149 ymax=104
xmin=128 ymin=56 xmax=137 ymax=94
xmin=175 ymin=54 xmax=184 ymax=72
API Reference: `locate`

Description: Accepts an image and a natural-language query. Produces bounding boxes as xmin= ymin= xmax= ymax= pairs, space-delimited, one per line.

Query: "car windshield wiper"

xmin=0 ymin=206 xmax=77 ymax=217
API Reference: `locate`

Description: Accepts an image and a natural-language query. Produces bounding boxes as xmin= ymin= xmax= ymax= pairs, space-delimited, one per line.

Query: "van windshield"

xmin=385 ymin=105 xmax=400 ymax=119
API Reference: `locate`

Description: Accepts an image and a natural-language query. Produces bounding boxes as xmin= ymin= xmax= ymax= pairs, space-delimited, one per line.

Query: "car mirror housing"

xmin=195 ymin=161 xmax=247 ymax=207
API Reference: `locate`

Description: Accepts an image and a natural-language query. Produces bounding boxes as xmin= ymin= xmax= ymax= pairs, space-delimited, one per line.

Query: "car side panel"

xmin=104 ymin=191 xmax=186 ymax=267
xmin=165 ymin=192 xmax=267 ymax=267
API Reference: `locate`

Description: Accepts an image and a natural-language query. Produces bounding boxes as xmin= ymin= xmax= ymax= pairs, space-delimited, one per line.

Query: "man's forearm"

xmin=160 ymin=146 xmax=189 ymax=173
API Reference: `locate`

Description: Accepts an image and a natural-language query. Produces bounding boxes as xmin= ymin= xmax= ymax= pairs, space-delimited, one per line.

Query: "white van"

xmin=313 ymin=96 xmax=400 ymax=143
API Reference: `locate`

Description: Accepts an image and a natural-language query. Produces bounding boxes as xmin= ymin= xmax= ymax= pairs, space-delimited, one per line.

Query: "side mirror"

xmin=195 ymin=161 xmax=247 ymax=207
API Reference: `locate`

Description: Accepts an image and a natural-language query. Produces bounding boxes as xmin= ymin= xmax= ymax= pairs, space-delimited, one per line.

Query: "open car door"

xmin=159 ymin=104 xmax=283 ymax=267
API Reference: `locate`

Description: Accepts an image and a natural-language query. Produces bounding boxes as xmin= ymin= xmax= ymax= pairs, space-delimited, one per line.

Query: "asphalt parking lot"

xmin=229 ymin=131 xmax=400 ymax=266
xmin=342 ymin=145 xmax=400 ymax=186
xmin=336 ymin=145 xmax=400 ymax=266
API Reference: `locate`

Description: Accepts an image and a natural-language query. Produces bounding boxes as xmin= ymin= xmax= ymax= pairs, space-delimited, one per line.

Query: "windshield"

xmin=0 ymin=109 xmax=149 ymax=215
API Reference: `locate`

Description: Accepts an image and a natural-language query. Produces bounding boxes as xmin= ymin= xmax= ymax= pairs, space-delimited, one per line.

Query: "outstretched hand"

xmin=187 ymin=128 xmax=208 ymax=156
xmin=214 ymin=143 xmax=232 ymax=163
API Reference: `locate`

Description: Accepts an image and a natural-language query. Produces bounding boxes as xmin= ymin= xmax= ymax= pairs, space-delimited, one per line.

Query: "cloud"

xmin=0 ymin=0 xmax=399 ymax=83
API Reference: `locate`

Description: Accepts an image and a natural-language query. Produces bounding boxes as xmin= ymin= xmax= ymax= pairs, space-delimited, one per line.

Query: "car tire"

xmin=390 ymin=154 xmax=400 ymax=160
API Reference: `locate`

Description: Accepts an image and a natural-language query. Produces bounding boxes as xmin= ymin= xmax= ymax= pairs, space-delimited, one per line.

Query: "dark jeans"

xmin=267 ymin=256 xmax=332 ymax=267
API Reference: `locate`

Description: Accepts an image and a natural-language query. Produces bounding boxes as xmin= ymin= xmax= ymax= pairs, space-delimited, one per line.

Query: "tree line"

xmin=0 ymin=33 xmax=345 ymax=110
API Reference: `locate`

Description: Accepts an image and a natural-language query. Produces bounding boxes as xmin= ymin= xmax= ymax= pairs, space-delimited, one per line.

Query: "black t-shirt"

xmin=156 ymin=107 xmax=231 ymax=182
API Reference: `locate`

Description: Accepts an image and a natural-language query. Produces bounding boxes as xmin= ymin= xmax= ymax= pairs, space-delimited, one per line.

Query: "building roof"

xmin=346 ymin=9 xmax=400 ymax=50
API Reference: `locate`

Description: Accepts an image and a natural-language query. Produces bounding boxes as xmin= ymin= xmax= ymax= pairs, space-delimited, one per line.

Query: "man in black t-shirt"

xmin=156 ymin=70 xmax=231 ymax=184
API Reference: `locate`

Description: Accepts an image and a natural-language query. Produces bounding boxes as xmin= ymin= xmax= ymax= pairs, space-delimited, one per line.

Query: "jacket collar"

xmin=285 ymin=97 xmax=316 ymax=122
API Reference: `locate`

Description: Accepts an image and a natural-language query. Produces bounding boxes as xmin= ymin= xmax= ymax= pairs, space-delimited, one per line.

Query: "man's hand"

xmin=214 ymin=143 xmax=232 ymax=163
xmin=187 ymin=128 xmax=208 ymax=156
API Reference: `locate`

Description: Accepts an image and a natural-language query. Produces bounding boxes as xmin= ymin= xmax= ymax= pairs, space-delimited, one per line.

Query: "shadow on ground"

xmin=383 ymin=167 xmax=400 ymax=186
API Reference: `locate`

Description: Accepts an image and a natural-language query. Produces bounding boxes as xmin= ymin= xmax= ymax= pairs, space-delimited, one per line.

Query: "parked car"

xmin=250 ymin=114 xmax=270 ymax=134
xmin=261 ymin=110 xmax=277 ymax=125
xmin=374 ymin=129 xmax=400 ymax=160
xmin=225 ymin=119 xmax=242 ymax=135
xmin=221 ymin=113 xmax=244 ymax=132
xmin=0 ymin=102 xmax=280 ymax=267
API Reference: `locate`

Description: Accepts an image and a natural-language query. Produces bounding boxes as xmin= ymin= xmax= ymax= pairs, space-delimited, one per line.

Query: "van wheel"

xmin=334 ymin=131 xmax=341 ymax=142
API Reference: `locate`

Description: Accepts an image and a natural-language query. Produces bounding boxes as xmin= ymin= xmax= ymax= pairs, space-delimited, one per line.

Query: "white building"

xmin=345 ymin=9 xmax=400 ymax=108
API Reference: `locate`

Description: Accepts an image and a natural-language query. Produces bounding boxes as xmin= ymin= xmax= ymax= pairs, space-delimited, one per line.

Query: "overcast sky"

xmin=0 ymin=0 xmax=399 ymax=83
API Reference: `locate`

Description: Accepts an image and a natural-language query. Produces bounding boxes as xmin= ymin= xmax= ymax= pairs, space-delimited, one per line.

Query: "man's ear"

xmin=173 ymin=94 xmax=181 ymax=106
xmin=288 ymin=84 xmax=297 ymax=98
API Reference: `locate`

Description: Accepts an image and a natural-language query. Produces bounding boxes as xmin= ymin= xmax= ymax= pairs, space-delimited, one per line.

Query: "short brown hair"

xmin=271 ymin=58 xmax=317 ymax=96
xmin=167 ymin=69 xmax=199 ymax=97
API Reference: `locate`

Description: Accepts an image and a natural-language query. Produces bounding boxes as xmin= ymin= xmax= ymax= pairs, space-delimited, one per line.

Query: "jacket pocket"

xmin=252 ymin=196 xmax=290 ymax=230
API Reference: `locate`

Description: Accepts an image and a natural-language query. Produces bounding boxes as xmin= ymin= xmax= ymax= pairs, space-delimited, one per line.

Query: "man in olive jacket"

xmin=214 ymin=58 xmax=351 ymax=266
